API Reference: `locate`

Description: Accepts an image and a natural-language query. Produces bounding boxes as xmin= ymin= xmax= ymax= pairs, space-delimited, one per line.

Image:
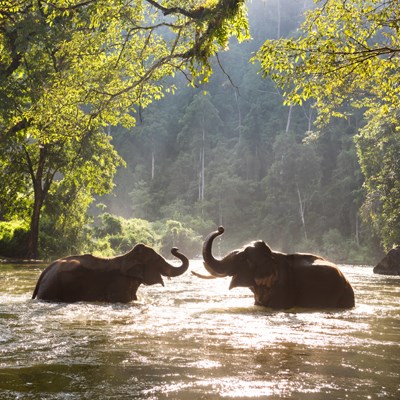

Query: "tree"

xmin=256 ymin=0 xmax=400 ymax=124
xmin=177 ymin=92 xmax=224 ymax=202
xmin=260 ymin=132 xmax=322 ymax=250
xmin=256 ymin=0 xmax=400 ymax=248
xmin=356 ymin=112 xmax=400 ymax=250
xmin=0 ymin=128 xmax=123 ymax=258
xmin=0 ymin=0 xmax=249 ymax=258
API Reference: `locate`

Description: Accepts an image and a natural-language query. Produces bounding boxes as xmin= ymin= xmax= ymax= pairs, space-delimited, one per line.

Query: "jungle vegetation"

xmin=1 ymin=0 xmax=398 ymax=264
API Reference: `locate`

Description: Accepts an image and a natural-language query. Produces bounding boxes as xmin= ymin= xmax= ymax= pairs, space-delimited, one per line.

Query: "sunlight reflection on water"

xmin=0 ymin=261 xmax=399 ymax=399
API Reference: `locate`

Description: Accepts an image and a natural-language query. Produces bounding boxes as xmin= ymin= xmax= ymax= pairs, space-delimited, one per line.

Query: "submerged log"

xmin=373 ymin=246 xmax=400 ymax=275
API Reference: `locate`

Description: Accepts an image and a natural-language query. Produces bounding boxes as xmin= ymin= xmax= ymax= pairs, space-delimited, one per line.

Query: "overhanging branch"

xmin=145 ymin=0 xmax=208 ymax=19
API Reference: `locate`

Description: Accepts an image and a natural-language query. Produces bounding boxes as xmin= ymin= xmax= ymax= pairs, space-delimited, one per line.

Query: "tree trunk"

xmin=151 ymin=149 xmax=155 ymax=180
xmin=201 ymin=140 xmax=205 ymax=201
xmin=276 ymin=0 xmax=281 ymax=39
xmin=355 ymin=213 xmax=360 ymax=246
xmin=198 ymin=125 xmax=205 ymax=201
xmin=25 ymin=144 xmax=54 ymax=259
xmin=302 ymin=103 xmax=314 ymax=132
xmin=27 ymin=189 xmax=44 ymax=259
xmin=296 ymin=183 xmax=308 ymax=241
xmin=234 ymin=89 xmax=242 ymax=138
xmin=286 ymin=104 xmax=293 ymax=132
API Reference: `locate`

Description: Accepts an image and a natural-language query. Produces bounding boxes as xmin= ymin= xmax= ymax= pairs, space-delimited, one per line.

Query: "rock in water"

xmin=373 ymin=246 xmax=400 ymax=275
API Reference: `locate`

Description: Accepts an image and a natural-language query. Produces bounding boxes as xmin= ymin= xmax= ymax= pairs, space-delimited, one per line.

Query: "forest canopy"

xmin=1 ymin=0 xmax=398 ymax=262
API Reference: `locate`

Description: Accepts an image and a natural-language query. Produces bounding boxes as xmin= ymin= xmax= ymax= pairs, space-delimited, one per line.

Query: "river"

xmin=0 ymin=261 xmax=399 ymax=399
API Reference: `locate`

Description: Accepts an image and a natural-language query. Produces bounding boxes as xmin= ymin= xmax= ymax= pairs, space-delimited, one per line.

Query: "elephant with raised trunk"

xmin=32 ymin=244 xmax=189 ymax=303
xmin=198 ymin=227 xmax=355 ymax=309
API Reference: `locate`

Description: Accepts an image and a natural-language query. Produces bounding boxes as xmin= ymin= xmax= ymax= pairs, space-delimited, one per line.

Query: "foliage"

xmin=256 ymin=0 xmax=400 ymax=249
xmin=157 ymin=220 xmax=202 ymax=258
xmin=258 ymin=132 xmax=322 ymax=249
xmin=38 ymin=185 xmax=95 ymax=259
xmin=0 ymin=0 xmax=249 ymax=258
xmin=256 ymin=0 xmax=400 ymax=124
xmin=0 ymin=220 xmax=29 ymax=258
xmin=95 ymin=213 xmax=123 ymax=238
xmin=2 ymin=0 xmax=391 ymax=263
xmin=89 ymin=215 xmax=200 ymax=258
xmin=1 ymin=0 xmax=249 ymax=142
xmin=356 ymin=111 xmax=400 ymax=250
xmin=92 ymin=215 xmax=158 ymax=255
xmin=91 ymin=0 xmax=380 ymax=264
xmin=102 ymin=74 xmax=378 ymax=262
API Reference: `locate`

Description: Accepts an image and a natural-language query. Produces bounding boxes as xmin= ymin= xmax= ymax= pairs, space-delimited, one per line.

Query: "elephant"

xmin=32 ymin=244 xmax=189 ymax=303
xmin=197 ymin=226 xmax=355 ymax=309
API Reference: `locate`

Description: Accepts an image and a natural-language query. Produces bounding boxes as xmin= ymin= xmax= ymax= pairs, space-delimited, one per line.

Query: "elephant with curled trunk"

xmin=32 ymin=244 xmax=189 ymax=303
xmin=198 ymin=227 xmax=355 ymax=309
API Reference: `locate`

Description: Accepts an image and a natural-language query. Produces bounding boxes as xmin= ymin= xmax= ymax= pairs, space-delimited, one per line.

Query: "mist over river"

xmin=1 ymin=261 xmax=399 ymax=399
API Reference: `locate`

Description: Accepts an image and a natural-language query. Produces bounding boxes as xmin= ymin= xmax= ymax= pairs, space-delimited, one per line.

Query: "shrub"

xmin=0 ymin=220 xmax=29 ymax=258
xmin=90 ymin=216 xmax=158 ymax=256
xmin=158 ymin=220 xmax=202 ymax=258
xmin=123 ymin=218 xmax=158 ymax=247
xmin=95 ymin=213 xmax=123 ymax=237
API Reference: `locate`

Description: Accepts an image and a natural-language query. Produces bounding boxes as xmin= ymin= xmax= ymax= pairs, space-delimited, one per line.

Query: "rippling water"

xmin=0 ymin=261 xmax=399 ymax=399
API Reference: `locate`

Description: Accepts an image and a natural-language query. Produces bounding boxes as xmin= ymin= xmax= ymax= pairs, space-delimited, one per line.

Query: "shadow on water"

xmin=0 ymin=262 xmax=400 ymax=399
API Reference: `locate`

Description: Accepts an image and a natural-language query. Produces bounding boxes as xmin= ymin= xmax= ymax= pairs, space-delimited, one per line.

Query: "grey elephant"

xmin=195 ymin=227 xmax=355 ymax=309
xmin=32 ymin=244 xmax=189 ymax=303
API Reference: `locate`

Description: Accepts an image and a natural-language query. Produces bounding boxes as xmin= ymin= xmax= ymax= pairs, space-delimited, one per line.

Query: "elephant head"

xmin=122 ymin=244 xmax=189 ymax=286
xmin=202 ymin=226 xmax=277 ymax=290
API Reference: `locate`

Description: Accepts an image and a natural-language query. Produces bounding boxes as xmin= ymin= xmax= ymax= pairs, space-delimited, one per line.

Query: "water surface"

xmin=0 ymin=261 xmax=399 ymax=399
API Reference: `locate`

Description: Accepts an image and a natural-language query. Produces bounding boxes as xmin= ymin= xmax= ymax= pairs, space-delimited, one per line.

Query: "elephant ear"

xmin=143 ymin=266 xmax=164 ymax=287
xmin=121 ymin=244 xmax=145 ymax=280
xmin=229 ymin=267 xmax=256 ymax=289
xmin=122 ymin=260 xmax=165 ymax=286
xmin=229 ymin=242 xmax=264 ymax=289
xmin=122 ymin=262 xmax=144 ymax=280
xmin=246 ymin=241 xmax=278 ymax=287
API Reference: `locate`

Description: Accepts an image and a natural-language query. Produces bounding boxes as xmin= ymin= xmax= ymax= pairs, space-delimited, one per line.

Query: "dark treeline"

xmin=97 ymin=0 xmax=380 ymax=263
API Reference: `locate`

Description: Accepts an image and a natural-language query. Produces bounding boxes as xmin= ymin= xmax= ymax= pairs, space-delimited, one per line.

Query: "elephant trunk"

xmin=161 ymin=248 xmax=189 ymax=277
xmin=202 ymin=226 xmax=229 ymax=277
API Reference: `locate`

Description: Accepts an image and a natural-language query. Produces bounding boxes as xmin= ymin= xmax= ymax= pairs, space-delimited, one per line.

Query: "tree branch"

xmin=44 ymin=0 xmax=98 ymax=12
xmin=216 ymin=53 xmax=240 ymax=92
xmin=145 ymin=0 xmax=207 ymax=19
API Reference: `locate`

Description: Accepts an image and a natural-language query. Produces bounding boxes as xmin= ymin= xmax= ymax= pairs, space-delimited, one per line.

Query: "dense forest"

xmin=1 ymin=0 xmax=398 ymax=264
xmin=93 ymin=0 xmax=381 ymax=263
